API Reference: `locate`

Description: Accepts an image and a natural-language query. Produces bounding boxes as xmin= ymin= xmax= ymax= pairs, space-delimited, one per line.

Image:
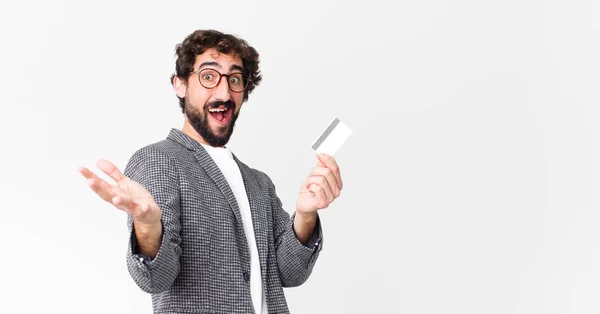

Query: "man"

xmin=78 ymin=29 xmax=343 ymax=314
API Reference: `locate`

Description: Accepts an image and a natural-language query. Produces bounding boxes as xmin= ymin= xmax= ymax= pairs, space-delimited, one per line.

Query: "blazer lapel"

xmin=167 ymin=129 xmax=244 ymax=227
xmin=234 ymin=155 xmax=269 ymax=273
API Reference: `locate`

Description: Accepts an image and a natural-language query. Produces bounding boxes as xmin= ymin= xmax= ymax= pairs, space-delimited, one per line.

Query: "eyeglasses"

xmin=190 ymin=68 xmax=249 ymax=93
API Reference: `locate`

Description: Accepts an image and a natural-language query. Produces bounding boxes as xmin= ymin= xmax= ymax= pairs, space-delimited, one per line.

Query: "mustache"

xmin=205 ymin=100 xmax=235 ymax=110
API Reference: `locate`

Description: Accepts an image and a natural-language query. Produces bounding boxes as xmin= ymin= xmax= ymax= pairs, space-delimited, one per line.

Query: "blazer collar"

xmin=166 ymin=128 xmax=206 ymax=152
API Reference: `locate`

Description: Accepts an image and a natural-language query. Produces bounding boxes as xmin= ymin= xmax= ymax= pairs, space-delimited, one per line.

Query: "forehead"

xmin=193 ymin=48 xmax=243 ymax=69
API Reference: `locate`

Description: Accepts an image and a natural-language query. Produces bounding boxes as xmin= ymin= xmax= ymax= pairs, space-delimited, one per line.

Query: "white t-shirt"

xmin=200 ymin=143 xmax=267 ymax=314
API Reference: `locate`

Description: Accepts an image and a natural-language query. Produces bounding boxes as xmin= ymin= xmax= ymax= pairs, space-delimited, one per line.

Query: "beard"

xmin=184 ymin=97 xmax=239 ymax=147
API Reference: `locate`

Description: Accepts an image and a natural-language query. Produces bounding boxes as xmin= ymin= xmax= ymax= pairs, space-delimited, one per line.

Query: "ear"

xmin=173 ymin=76 xmax=187 ymax=98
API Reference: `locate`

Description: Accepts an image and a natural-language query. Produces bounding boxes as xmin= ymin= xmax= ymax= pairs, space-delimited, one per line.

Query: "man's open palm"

xmin=78 ymin=159 xmax=161 ymax=227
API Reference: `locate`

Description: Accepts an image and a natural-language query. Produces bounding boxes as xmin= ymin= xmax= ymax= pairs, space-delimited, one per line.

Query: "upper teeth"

xmin=209 ymin=108 xmax=227 ymax=112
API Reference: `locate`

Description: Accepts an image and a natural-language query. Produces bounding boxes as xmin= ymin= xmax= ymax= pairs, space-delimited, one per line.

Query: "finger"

xmin=87 ymin=179 xmax=116 ymax=203
xmin=79 ymin=167 xmax=117 ymax=203
xmin=111 ymin=186 xmax=138 ymax=213
xmin=308 ymin=166 xmax=340 ymax=197
xmin=305 ymin=175 xmax=334 ymax=204
xmin=78 ymin=166 xmax=96 ymax=180
xmin=97 ymin=159 xmax=126 ymax=184
xmin=317 ymin=153 xmax=343 ymax=190
xmin=308 ymin=184 xmax=329 ymax=209
xmin=307 ymin=167 xmax=339 ymax=197
xmin=112 ymin=186 xmax=154 ymax=219
xmin=306 ymin=176 xmax=334 ymax=203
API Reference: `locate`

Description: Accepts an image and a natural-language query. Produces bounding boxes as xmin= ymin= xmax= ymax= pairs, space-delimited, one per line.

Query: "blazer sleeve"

xmin=269 ymin=175 xmax=324 ymax=287
xmin=123 ymin=146 xmax=182 ymax=294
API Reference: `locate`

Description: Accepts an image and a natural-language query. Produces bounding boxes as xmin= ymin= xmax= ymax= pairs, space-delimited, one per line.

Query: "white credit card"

xmin=311 ymin=117 xmax=353 ymax=156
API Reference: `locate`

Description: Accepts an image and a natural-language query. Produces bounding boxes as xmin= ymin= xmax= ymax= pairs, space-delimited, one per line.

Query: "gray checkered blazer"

xmin=123 ymin=128 xmax=323 ymax=314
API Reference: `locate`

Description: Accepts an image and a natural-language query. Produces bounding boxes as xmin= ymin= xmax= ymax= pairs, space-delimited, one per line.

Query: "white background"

xmin=0 ymin=0 xmax=598 ymax=313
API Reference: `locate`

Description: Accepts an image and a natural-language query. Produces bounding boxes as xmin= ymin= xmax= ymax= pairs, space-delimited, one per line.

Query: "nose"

xmin=212 ymin=75 xmax=231 ymax=102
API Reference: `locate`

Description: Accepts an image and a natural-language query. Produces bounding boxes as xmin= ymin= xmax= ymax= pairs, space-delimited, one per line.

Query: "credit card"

xmin=311 ymin=117 xmax=352 ymax=156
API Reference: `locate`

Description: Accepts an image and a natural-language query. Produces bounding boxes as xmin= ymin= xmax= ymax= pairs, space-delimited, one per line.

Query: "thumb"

xmin=316 ymin=154 xmax=326 ymax=167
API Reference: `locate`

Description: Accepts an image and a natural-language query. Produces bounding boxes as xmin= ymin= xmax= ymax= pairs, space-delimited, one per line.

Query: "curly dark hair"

xmin=170 ymin=29 xmax=262 ymax=112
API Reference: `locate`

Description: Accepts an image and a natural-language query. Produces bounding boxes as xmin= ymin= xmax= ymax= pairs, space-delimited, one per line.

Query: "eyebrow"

xmin=229 ymin=64 xmax=244 ymax=72
xmin=198 ymin=61 xmax=244 ymax=73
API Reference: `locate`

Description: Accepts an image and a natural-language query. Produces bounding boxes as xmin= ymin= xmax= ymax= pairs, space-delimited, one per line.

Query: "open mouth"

xmin=207 ymin=106 xmax=233 ymax=125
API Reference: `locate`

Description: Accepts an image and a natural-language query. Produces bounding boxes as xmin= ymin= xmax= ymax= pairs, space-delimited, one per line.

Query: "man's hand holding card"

xmin=294 ymin=117 xmax=352 ymax=244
